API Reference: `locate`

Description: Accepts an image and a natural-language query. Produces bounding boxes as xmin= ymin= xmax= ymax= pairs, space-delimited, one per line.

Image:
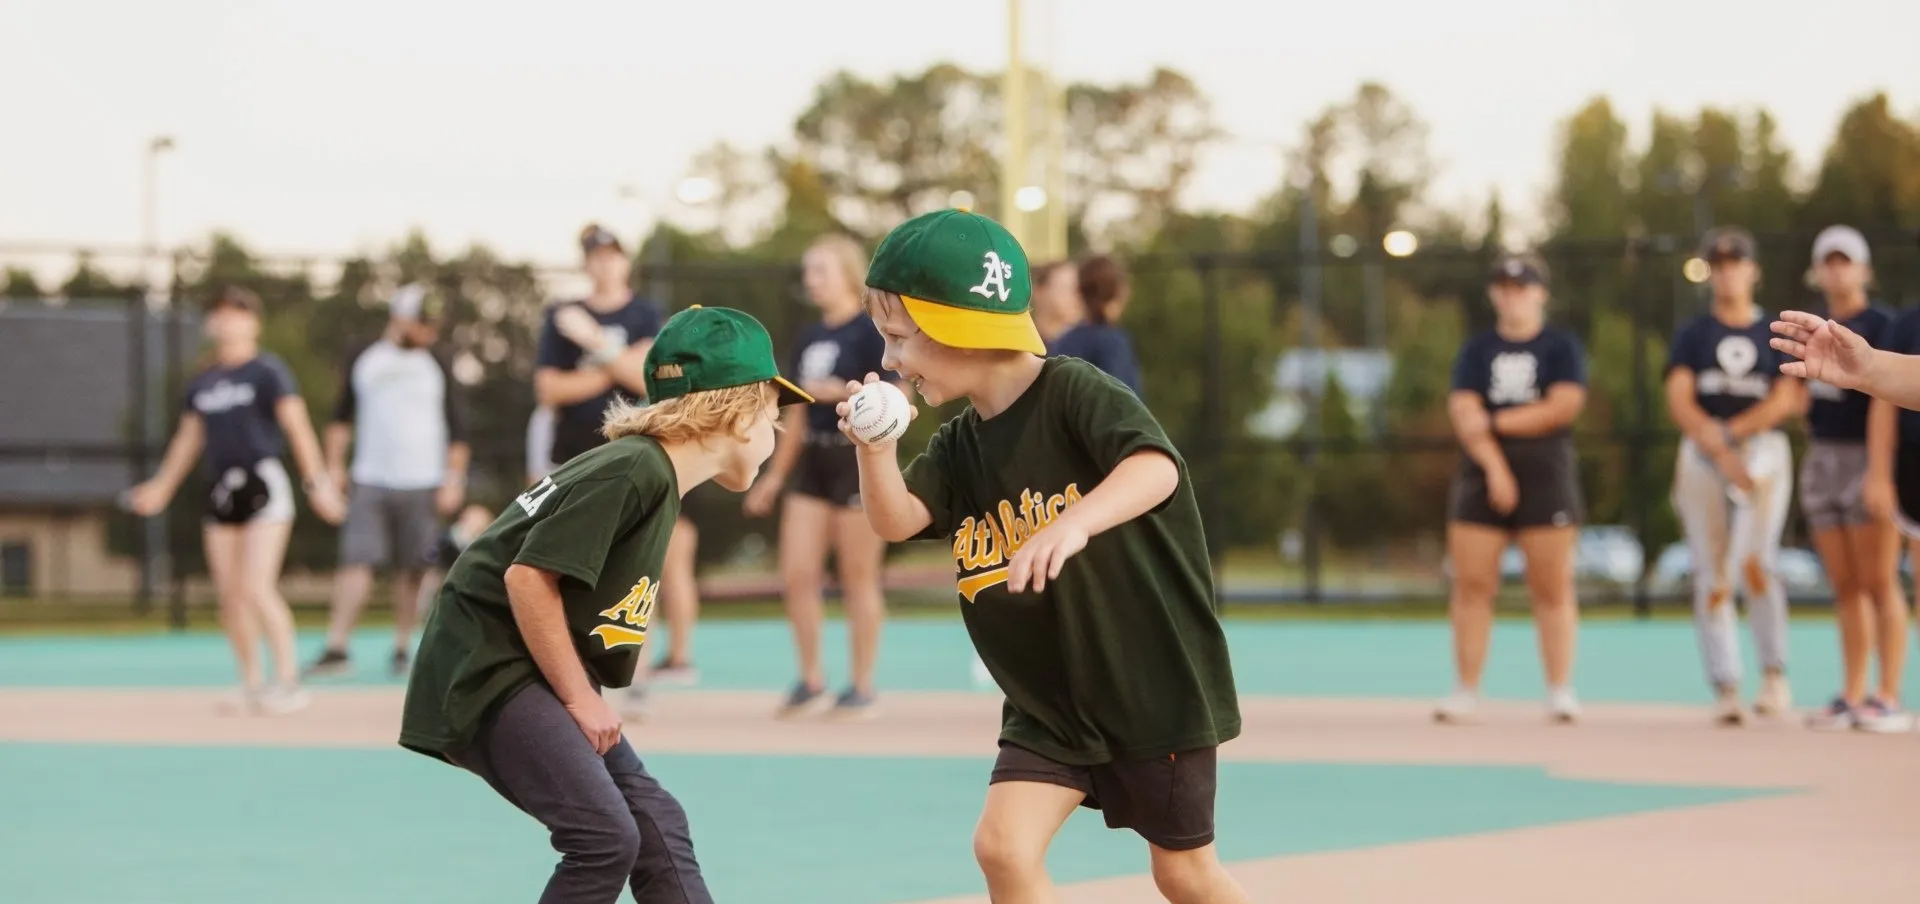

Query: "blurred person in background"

xmin=304 ymin=283 xmax=470 ymax=680
xmin=1046 ymin=254 xmax=1143 ymax=397
xmin=533 ymin=224 xmax=696 ymax=715
xmin=127 ymin=285 xmax=347 ymax=715
xmin=1029 ymin=260 xmax=1080 ymax=346
xmin=525 ymin=405 xmax=556 ymax=487
xmin=1805 ymin=225 xmax=1917 ymax=733
xmin=744 ymin=234 xmax=893 ymax=719
xmin=1434 ymin=252 xmax=1587 ymax=725
xmin=1666 ymin=227 xmax=1805 ymax=726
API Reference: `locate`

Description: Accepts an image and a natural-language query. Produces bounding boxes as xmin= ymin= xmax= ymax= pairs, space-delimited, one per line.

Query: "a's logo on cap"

xmin=970 ymin=251 xmax=1015 ymax=302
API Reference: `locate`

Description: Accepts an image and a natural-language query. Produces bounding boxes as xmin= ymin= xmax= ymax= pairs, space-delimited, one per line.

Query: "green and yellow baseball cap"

xmin=866 ymin=209 xmax=1045 ymax=354
xmin=644 ymin=305 xmax=813 ymax=406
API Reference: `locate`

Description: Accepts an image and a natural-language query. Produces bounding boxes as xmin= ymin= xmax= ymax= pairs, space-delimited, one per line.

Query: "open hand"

xmin=124 ymin=480 xmax=171 ymax=517
xmin=1771 ymin=311 xmax=1873 ymax=390
xmin=1007 ymin=520 xmax=1089 ymax=594
xmin=307 ymin=481 xmax=349 ymax=526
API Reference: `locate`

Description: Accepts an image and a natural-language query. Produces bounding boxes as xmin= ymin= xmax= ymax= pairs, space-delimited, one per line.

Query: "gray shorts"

xmin=1799 ymin=440 xmax=1871 ymax=532
xmin=339 ymin=483 xmax=440 ymax=569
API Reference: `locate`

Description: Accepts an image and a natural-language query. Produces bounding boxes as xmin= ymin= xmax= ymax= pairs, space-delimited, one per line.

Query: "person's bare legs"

xmin=659 ymin=517 xmax=700 ymax=667
xmin=321 ymin=565 xmax=375 ymax=656
xmin=1440 ymin=522 xmax=1507 ymax=721
xmin=1515 ymin=525 xmax=1579 ymax=690
xmin=1855 ymin=521 xmax=1908 ymax=706
xmin=777 ymin=495 xmax=834 ymax=713
xmin=242 ymin=519 xmax=299 ymax=688
xmin=392 ymin=567 xmax=424 ymax=656
xmin=973 ymin=781 xmax=1083 ymax=904
xmin=1810 ymin=525 xmax=1869 ymax=707
xmin=1148 ymin=842 xmax=1254 ymax=904
xmin=203 ymin=524 xmax=262 ymax=692
xmin=833 ymin=506 xmax=888 ymax=700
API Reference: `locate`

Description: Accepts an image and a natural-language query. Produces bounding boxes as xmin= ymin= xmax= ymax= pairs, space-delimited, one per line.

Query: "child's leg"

xmin=979 ymin=744 xmax=1091 ymax=904
xmin=455 ymin=684 xmax=643 ymax=904
xmin=1148 ymin=842 xmax=1252 ymax=904
xmin=603 ymin=741 xmax=714 ymax=904
xmin=1737 ymin=434 xmax=1794 ymax=683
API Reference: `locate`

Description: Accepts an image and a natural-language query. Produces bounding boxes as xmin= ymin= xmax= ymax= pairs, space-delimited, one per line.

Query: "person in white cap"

xmin=1789 ymin=226 xmax=1911 ymax=732
xmin=306 ymin=283 xmax=471 ymax=679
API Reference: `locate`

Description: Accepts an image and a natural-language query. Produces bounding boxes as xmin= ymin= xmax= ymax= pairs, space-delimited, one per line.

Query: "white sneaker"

xmin=217 ymin=686 xmax=260 ymax=716
xmin=1547 ymin=687 xmax=1581 ymax=724
xmin=255 ymin=684 xmax=311 ymax=716
xmin=1713 ymin=687 xmax=1747 ymax=726
xmin=1434 ymin=689 xmax=1480 ymax=724
xmin=1754 ymin=674 xmax=1792 ymax=718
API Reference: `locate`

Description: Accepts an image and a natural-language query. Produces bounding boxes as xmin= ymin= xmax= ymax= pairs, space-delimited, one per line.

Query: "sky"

xmin=3 ymin=0 xmax=1916 ymax=285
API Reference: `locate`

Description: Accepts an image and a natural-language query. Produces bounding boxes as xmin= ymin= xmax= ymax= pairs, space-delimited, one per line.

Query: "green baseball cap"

xmin=643 ymin=305 xmax=813 ymax=406
xmin=865 ymin=208 xmax=1045 ymax=354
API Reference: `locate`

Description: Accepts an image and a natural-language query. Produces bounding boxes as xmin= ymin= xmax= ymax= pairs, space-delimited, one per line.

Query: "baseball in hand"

xmin=846 ymin=381 xmax=911 ymax=445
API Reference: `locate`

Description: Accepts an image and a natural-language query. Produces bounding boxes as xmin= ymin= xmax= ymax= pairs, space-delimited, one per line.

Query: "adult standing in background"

xmin=305 ymin=283 xmax=470 ymax=679
xmin=533 ymin=224 xmax=696 ymax=714
xmin=1047 ymin=254 xmax=1143 ymax=397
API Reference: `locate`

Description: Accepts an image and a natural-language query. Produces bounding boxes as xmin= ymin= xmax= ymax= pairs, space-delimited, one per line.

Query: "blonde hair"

xmin=601 ymin=382 xmax=778 ymax=444
xmin=807 ymin=234 xmax=869 ymax=305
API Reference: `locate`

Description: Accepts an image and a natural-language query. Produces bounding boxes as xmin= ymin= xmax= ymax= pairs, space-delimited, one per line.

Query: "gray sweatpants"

xmin=450 ymin=682 xmax=713 ymax=904
xmin=1671 ymin=431 xmax=1793 ymax=690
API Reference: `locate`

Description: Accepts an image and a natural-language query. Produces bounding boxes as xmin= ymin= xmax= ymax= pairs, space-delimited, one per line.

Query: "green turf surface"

xmin=0 ymin=619 xmax=1905 ymax=705
xmin=0 ymin=742 xmax=1778 ymax=904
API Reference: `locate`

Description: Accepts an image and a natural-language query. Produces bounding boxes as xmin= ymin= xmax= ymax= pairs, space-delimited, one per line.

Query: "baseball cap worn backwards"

xmin=643 ymin=305 xmax=812 ymax=407
xmin=865 ymin=209 xmax=1046 ymax=355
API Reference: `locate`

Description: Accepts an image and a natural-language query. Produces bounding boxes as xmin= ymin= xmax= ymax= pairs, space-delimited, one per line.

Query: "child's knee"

xmin=972 ymin=821 xmax=1045 ymax=883
xmin=1149 ymin=844 xmax=1224 ymax=903
xmin=559 ymin=810 xmax=642 ymax=875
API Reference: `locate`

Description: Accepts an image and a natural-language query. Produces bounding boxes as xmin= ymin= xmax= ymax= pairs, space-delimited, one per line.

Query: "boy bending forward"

xmin=842 ymin=209 xmax=1250 ymax=903
xmin=399 ymin=306 xmax=810 ymax=904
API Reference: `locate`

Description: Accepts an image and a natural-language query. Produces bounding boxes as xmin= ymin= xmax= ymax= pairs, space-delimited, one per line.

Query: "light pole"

xmin=138 ymin=135 xmax=174 ymax=615
xmin=143 ymin=136 xmax=175 ymax=306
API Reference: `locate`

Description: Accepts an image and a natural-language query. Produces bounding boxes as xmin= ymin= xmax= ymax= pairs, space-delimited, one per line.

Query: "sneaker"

xmin=1754 ymin=674 xmax=1792 ymax=717
xmin=829 ymin=688 xmax=879 ymax=721
xmin=1804 ymin=696 xmax=1858 ymax=731
xmin=217 ymin=686 xmax=261 ymax=716
xmin=1433 ymin=689 xmax=1479 ymax=724
xmin=649 ymin=659 xmax=700 ymax=688
xmin=775 ymin=681 xmax=831 ymax=719
xmin=1854 ymin=697 xmax=1917 ymax=734
xmin=390 ymin=649 xmax=411 ymax=678
xmin=303 ymin=649 xmax=351 ymax=679
xmin=256 ymin=684 xmax=311 ymax=716
xmin=1713 ymin=686 xmax=1747 ymax=726
xmin=1547 ymin=687 xmax=1581 ymax=724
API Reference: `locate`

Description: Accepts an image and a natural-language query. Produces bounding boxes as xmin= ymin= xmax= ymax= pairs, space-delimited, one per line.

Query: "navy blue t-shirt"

xmin=183 ymin=353 xmax=297 ymax=473
xmin=1805 ymin=304 xmax=1895 ymax=441
xmin=1877 ymin=307 xmax=1920 ymax=444
xmin=1450 ymin=327 xmax=1587 ymax=433
xmin=1665 ymin=313 xmax=1787 ymax=420
xmin=1047 ymin=323 xmax=1143 ymax=398
xmin=535 ymin=295 xmax=665 ymax=464
xmin=789 ymin=313 xmax=888 ymax=436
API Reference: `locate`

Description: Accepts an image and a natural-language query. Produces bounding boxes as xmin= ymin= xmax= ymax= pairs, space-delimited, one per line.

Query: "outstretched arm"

xmin=1772 ymin=311 xmax=1920 ymax=406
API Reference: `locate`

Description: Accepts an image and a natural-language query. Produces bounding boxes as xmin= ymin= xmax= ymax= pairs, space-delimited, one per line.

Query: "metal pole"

xmin=130 ymin=291 xmax=153 ymax=615
xmin=1001 ymin=0 xmax=1027 ymax=232
xmin=140 ymin=136 xmax=173 ymax=618
xmin=166 ymin=252 xmax=187 ymax=631
xmin=1297 ymin=178 xmax=1323 ymax=605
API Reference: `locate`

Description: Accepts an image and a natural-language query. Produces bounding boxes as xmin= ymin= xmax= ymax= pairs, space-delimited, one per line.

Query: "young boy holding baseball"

xmin=399 ymin=306 xmax=810 ymax=904
xmin=840 ymin=209 xmax=1249 ymax=904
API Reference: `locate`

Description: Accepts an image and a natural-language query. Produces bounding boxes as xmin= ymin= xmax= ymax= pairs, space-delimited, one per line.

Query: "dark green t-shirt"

xmin=399 ymin=435 xmax=679 ymax=761
xmin=902 ymin=357 xmax=1241 ymax=766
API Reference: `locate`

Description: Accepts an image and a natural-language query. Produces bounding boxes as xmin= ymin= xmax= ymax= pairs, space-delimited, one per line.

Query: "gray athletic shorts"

xmin=1798 ymin=440 xmax=1871 ymax=532
xmin=339 ymin=483 xmax=440 ymax=569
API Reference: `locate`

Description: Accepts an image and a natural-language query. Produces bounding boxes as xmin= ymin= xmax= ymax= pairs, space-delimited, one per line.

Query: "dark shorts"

xmin=339 ymin=483 xmax=441 ymax=569
xmin=789 ymin=435 xmax=861 ymax=509
xmin=989 ymin=742 xmax=1218 ymax=851
xmin=1800 ymin=440 xmax=1871 ymax=532
xmin=1895 ymin=446 xmax=1920 ymax=541
xmin=1448 ymin=434 xmax=1583 ymax=531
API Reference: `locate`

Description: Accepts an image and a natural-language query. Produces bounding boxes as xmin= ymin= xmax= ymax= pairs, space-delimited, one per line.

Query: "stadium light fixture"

xmin=1382 ymin=230 xmax=1419 ymax=257
xmin=1683 ymin=257 xmax=1712 ymax=283
xmin=1014 ymin=185 xmax=1048 ymax=212
xmin=1329 ymin=234 xmax=1359 ymax=258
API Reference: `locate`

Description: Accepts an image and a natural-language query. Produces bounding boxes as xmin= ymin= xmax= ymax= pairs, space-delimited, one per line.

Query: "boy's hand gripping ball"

xmin=846 ymin=381 xmax=911 ymax=446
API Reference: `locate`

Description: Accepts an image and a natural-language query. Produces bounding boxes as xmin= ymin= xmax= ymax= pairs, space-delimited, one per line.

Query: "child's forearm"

xmin=854 ymin=446 xmax=932 ymax=541
xmin=1055 ymin=450 xmax=1180 ymax=537
xmin=504 ymin=564 xmax=600 ymax=705
xmin=1448 ymin=393 xmax=1510 ymax=476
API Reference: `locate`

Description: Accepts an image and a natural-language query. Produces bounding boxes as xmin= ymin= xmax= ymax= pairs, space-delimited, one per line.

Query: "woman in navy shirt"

xmin=1435 ymin=252 xmax=1588 ymax=725
xmin=743 ymin=234 xmax=895 ymax=719
xmin=1799 ymin=226 xmax=1911 ymax=732
xmin=1046 ymin=254 xmax=1144 ymax=398
xmin=1665 ymin=227 xmax=1805 ymax=726
xmin=128 ymin=286 xmax=345 ymax=716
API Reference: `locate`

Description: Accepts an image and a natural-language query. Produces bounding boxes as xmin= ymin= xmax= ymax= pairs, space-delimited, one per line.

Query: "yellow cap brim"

xmin=900 ymin=295 xmax=1046 ymax=354
xmin=773 ymin=376 xmax=814 ymax=406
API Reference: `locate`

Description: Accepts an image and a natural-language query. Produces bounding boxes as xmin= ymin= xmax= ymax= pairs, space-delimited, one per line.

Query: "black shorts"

xmin=1894 ymin=446 xmax=1920 ymax=540
xmin=789 ymin=436 xmax=861 ymax=509
xmin=1448 ymin=434 xmax=1583 ymax=531
xmin=989 ymin=742 xmax=1218 ymax=851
